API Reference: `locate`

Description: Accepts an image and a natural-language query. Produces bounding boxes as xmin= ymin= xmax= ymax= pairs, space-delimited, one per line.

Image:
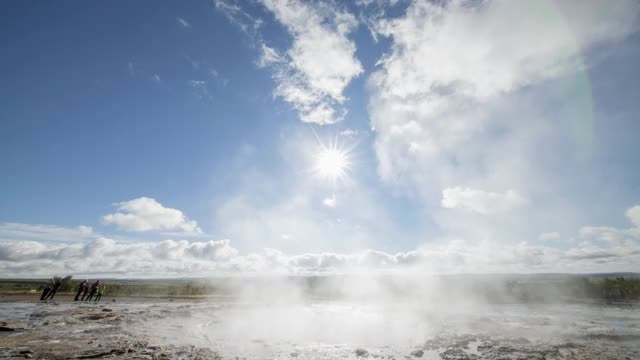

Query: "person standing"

xmin=40 ymin=279 xmax=54 ymax=301
xmin=74 ymin=280 xmax=88 ymax=301
xmin=86 ymin=280 xmax=100 ymax=301
xmin=94 ymin=284 xmax=105 ymax=302
xmin=80 ymin=281 xmax=91 ymax=301
xmin=45 ymin=278 xmax=62 ymax=300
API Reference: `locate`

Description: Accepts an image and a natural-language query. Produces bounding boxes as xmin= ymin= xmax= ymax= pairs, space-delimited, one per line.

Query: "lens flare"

xmin=315 ymin=148 xmax=349 ymax=181
xmin=311 ymin=133 xmax=354 ymax=185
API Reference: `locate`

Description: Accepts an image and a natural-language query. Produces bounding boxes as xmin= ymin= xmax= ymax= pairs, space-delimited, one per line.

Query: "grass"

xmin=1 ymin=275 xmax=638 ymax=302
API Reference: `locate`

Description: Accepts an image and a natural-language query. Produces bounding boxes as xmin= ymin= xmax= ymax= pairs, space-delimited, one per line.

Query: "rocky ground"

xmin=0 ymin=301 xmax=221 ymax=359
xmin=0 ymin=299 xmax=639 ymax=359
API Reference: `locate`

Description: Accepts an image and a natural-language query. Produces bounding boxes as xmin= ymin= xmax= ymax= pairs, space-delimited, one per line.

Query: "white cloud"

xmin=152 ymin=74 xmax=161 ymax=83
xmin=177 ymin=17 xmax=191 ymax=28
xmin=339 ymin=129 xmax=358 ymax=137
xmin=365 ymin=0 xmax=639 ymax=241
xmin=579 ymin=226 xmax=634 ymax=243
xmin=1 ymin=235 xmax=638 ymax=278
xmin=579 ymin=205 xmax=640 ymax=244
xmin=215 ymin=0 xmax=264 ymax=38
xmin=102 ymin=197 xmax=202 ymax=235
xmin=257 ymin=43 xmax=285 ymax=68
xmin=369 ymin=0 xmax=638 ymax=180
xmin=188 ymin=80 xmax=211 ymax=100
xmin=323 ymin=194 xmax=337 ymax=208
xmin=0 ymin=223 xmax=94 ymax=243
xmin=215 ymin=182 xmax=393 ymax=254
xmin=441 ymin=187 xmax=526 ymax=215
xmin=2 ymin=205 xmax=639 ymax=277
xmin=220 ymin=0 xmax=363 ymax=125
xmin=627 ymin=205 xmax=640 ymax=227
xmin=264 ymin=0 xmax=363 ymax=124
xmin=539 ymin=232 xmax=561 ymax=241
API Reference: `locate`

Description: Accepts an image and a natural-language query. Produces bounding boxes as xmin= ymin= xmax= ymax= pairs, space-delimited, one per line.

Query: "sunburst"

xmin=311 ymin=132 xmax=355 ymax=185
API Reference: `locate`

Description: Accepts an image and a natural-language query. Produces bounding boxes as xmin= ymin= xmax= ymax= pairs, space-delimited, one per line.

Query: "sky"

xmin=1 ymin=0 xmax=640 ymax=277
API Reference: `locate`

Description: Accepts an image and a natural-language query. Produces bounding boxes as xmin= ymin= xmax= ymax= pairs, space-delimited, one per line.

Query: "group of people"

xmin=74 ymin=280 xmax=105 ymax=302
xmin=39 ymin=278 xmax=62 ymax=301
xmin=39 ymin=278 xmax=106 ymax=302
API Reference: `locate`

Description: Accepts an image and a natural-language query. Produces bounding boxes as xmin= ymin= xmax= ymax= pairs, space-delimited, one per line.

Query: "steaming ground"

xmin=2 ymin=276 xmax=640 ymax=359
xmin=135 ymin=299 xmax=640 ymax=359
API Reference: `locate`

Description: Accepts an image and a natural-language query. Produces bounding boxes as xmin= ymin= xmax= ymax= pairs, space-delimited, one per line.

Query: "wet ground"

xmin=1 ymin=297 xmax=639 ymax=359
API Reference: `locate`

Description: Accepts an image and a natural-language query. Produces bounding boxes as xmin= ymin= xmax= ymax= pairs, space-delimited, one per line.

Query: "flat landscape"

xmin=1 ymin=276 xmax=639 ymax=359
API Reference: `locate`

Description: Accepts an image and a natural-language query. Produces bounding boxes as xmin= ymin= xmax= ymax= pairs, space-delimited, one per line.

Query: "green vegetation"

xmin=0 ymin=275 xmax=638 ymax=302
xmin=498 ymin=276 xmax=640 ymax=302
xmin=0 ymin=277 xmax=218 ymax=298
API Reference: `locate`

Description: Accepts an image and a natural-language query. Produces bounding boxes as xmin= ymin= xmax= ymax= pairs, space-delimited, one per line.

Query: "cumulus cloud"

xmin=369 ymin=0 xmax=638 ymax=181
xmin=627 ymin=205 xmax=640 ymax=227
xmin=365 ymin=0 xmax=639 ymax=242
xmin=2 ymin=205 xmax=639 ymax=277
xmin=441 ymin=187 xmax=526 ymax=215
xmin=102 ymin=197 xmax=202 ymax=235
xmin=1 ymin=235 xmax=638 ymax=278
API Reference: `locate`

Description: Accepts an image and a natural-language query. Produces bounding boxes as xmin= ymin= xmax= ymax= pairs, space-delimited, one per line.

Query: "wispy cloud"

xmin=259 ymin=0 xmax=363 ymax=125
xmin=177 ymin=17 xmax=191 ymax=28
xmin=217 ymin=0 xmax=363 ymax=125
xmin=442 ymin=187 xmax=527 ymax=215
xmin=214 ymin=0 xmax=264 ymax=38
xmin=0 ymin=223 xmax=94 ymax=243
xmin=323 ymin=194 xmax=337 ymax=208
xmin=539 ymin=232 xmax=561 ymax=241
xmin=188 ymin=79 xmax=212 ymax=100
xmin=256 ymin=43 xmax=285 ymax=68
xmin=579 ymin=206 xmax=640 ymax=244
xmin=184 ymin=54 xmax=200 ymax=70
xmin=339 ymin=129 xmax=358 ymax=138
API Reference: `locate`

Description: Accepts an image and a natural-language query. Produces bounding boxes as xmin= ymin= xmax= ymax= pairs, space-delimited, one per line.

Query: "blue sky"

xmin=1 ymin=0 xmax=640 ymax=277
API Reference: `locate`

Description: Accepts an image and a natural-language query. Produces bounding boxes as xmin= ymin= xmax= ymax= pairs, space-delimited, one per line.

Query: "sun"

xmin=312 ymin=140 xmax=353 ymax=184
xmin=316 ymin=148 xmax=348 ymax=180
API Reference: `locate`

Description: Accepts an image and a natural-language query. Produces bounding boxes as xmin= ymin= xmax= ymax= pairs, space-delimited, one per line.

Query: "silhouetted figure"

xmin=94 ymin=284 xmax=105 ymax=302
xmin=86 ymin=280 xmax=100 ymax=301
xmin=74 ymin=280 xmax=88 ymax=301
xmin=40 ymin=279 xmax=54 ymax=301
xmin=45 ymin=278 xmax=62 ymax=300
xmin=80 ymin=282 xmax=91 ymax=301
